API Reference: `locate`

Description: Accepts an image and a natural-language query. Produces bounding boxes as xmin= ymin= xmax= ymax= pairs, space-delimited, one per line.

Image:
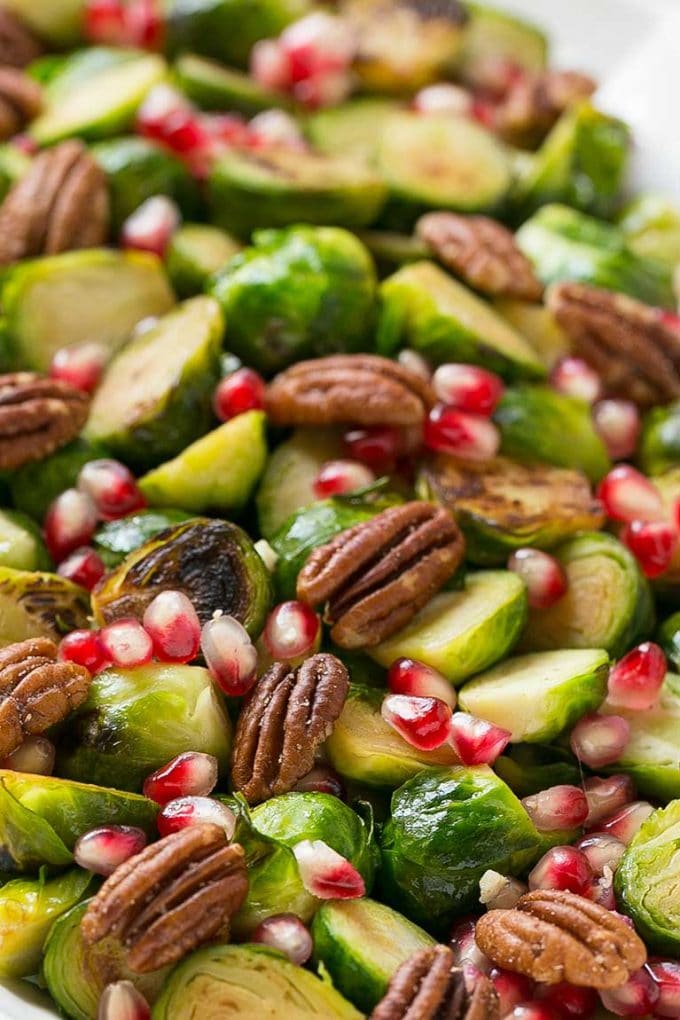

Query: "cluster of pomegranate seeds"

xmin=156 ymin=795 xmax=236 ymax=838
xmin=424 ymin=404 xmax=501 ymax=460
xmin=550 ymin=357 xmax=603 ymax=404
xmin=381 ymin=693 xmax=453 ymax=751
xmin=49 ymin=339 xmax=108 ymax=394
xmin=312 ymin=459 xmax=375 ymax=498
xmin=432 ymin=363 xmax=505 ymax=416
xmin=507 ymin=548 xmax=568 ymax=609
xmin=570 ymin=712 xmax=630 ymax=768
xmin=74 ymin=825 xmax=147 ymax=876
xmin=200 ymin=612 xmax=258 ymax=696
xmin=388 ymin=657 xmax=457 ymax=708
xmin=607 ymin=642 xmax=667 ymax=710
xmin=412 ymin=83 xmax=473 ymax=116
xmin=98 ymin=981 xmax=151 ymax=1020
xmin=120 ymin=195 xmax=181 ymax=257
xmin=85 ymin=0 xmax=163 ymax=49
xmin=143 ymin=751 xmax=219 ymax=805
xmin=528 ymin=845 xmax=593 ymax=896
xmin=448 ymin=713 xmax=511 ymax=766
xmin=0 ymin=735 xmax=55 ymax=775
xmin=262 ymin=600 xmax=321 ymax=663
xmin=292 ymin=839 xmax=365 ymax=899
xmin=252 ymin=914 xmax=313 ymax=965
xmin=521 ymin=785 xmax=589 ymax=832
xmin=142 ymin=590 xmax=202 ymax=663
xmin=343 ymin=425 xmax=404 ymax=474
xmin=213 ymin=367 xmax=266 ymax=422
xmin=592 ymin=399 xmax=640 ymax=460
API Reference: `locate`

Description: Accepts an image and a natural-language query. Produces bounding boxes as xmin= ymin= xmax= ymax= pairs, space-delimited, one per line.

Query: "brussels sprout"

xmin=493 ymin=385 xmax=610 ymax=483
xmin=495 ymin=745 xmax=582 ymax=798
xmin=639 ymin=402 xmax=680 ymax=477
xmin=151 ymin=943 xmax=361 ymax=1019
xmin=515 ymin=204 xmax=676 ymax=310
xmin=615 ymin=799 xmax=680 ymax=954
xmin=325 ymin=685 xmax=459 ymax=788
xmin=618 ymin=194 xmax=680 ymax=267
xmin=174 ymin=53 xmax=295 ymax=116
xmin=1 ymin=0 xmax=83 ymax=46
xmin=459 ymin=649 xmax=609 ymax=743
xmin=1 ymin=249 xmax=175 ymax=373
xmin=377 ymin=261 xmax=545 ymax=380
xmin=658 ymin=613 xmax=680 ymax=672
xmin=380 ymin=766 xmax=541 ymax=931
xmin=9 ymin=440 xmax=110 ymax=522
xmin=0 ymin=509 xmax=51 ymax=571
xmin=58 ymin=663 xmax=232 ymax=791
xmin=494 ymin=298 xmax=570 ymax=370
xmin=419 ymin=452 xmax=604 ymax=565
xmin=165 ymin=223 xmax=242 ymax=298
xmin=306 ymin=99 xmax=399 ymax=162
xmin=520 ymin=532 xmax=654 ymax=657
xmin=138 ymin=411 xmax=268 ymax=514
xmin=355 ymin=230 xmax=431 ymax=271
xmin=0 ymin=771 xmax=157 ymax=872
xmin=0 ymin=868 xmax=94 ymax=980
xmin=649 ymin=469 xmax=680 ymax=600
xmin=457 ymin=4 xmax=547 ymax=88
xmin=369 ymin=570 xmax=527 ymax=685
xmin=91 ymin=518 xmax=271 ymax=637
xmin=208 ymin=226 xmax=378 ymax=375
xmin=0 ymin=567 xmax=90 ymax=645
xmin=93 ymin=509 xmax=193 ymax=568
xmin=312 ymin=898 xmax=434 ymax=1013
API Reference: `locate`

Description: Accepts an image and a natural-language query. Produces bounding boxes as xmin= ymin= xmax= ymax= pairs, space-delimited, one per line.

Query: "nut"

xmin=0 ymin=372 xmax=91 ymax=471
xmin=0 ymin=68 xmax=42 ymax=141
xmin=265 ymin=354 xmax=436 ymax=428
xmin=474 ymin=889 xmax=647 ymax=989
xmin=81 ymin=824 xmax=248 ymax=974
xmin=0 ymin=638 xmax=91 ymax=758
xmin=494 ymin=69 xmax=596 ymax=147
xmin=0 ymin=140 xmax=109 ymax=266
xmin=0 ymin=8 xmax=43 ymax=68
xmin=416 ymin=213 xmax=542 ymax=301
xmin=231 ymin=653 xmax=349 ymax=805
xmin=371 ymin=946 xmax=499 ymax=1020
xmin=297 ymin=501 xmax=465 ymax=648
xmin=548 ymin=282 xmax=680 ymax=408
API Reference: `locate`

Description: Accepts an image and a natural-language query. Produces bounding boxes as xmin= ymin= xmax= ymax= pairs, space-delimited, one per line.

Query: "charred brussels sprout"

xmin=58 ymin=664 xmax=232 ymax=791
xmin=93 ymin=509 xmax=193 ymax=569
xmin=91 ymin=517 xmax=271 ymax=638
xmin=618 ymin=194 xmax=680 ymax=267
xmin=9 ymin=438 xmax=111 ymax=521
xmin=639 ymin=402 xmax=680 ymax=476
xmin=209 ymin=226 xmax=378 ymax=375
xmin=0 ymin=567 xmax=90 ymax=645
xmin=165 ymin=223 xmax=242 ymax=298
xmin=0 ymin=509 xmax=51 ymax=571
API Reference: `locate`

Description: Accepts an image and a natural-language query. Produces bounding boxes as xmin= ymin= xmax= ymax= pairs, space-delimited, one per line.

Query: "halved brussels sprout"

xmin=93 ymin=509 xmax=193 ymax=569
xmin=616 ymin=799 xmax=680 ymax=954
xmin=457 ymin=4 xmax=547 ymax=88
xmin=0 ymin=509 xmax=51 ymax=571
xmin=494 ymin=298 xmax=570 ymax=370
xmin=495 ymin=745 xmax=582 ymax=798
xmin=1 ymin=0 xmax=83 ymax=46
xmin=639 ymin=402 xmax=680 ymax=477
xmin=649 ymin=468 xmax=680 ymax=599
xmin=419 ymin=452 xmax=604 ymax=564
xmin=58 ymin=663 xmax=232 ymax=791
xmin=0 ymin=567 xmax=90 ymax=645
xmin=618 ymin=193 xmax=680 ymax=267
xmin=165 ymin=223 xmax=242 ymax=298
xmin=174 ymin=53 xmax=295 ymax=116
xmin=9 ymin=438 xmax=111 ymax=521
xmin=91 ymin=517 xmax=271 ymax=638
xmin=306 ymin=99 xmax=399 ymax=162
xmin=520 ymin=532 xmax=654 ymax=657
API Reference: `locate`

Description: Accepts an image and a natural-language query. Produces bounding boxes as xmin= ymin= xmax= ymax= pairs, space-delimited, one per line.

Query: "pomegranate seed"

xmin=528 ymin=846 xmax=593 ymax=896
xmin=293 ymin=765 xmax=345 ymax=798
xmin=550 ymin=357 xmax=602 ymax=404
xmin=136 ymin=84 xmax=192 ymax=140
xmin=537 ymin=983 xmax=599 ymax=1019
xmin=44 ymin=488 xmax=98 ymax=561
xmin=125 ymin=0 xmax=164 ymax=50
xmin=343 ymin=426 xmax=403 ymax=474
xmin=381 ymin=694 xmax=453 ymax=751
xmin=607 ymin=642 xmax=667 ymax=711
xmin=57 ymin=546 xmax=106 ymax=591
xmin=448 ymin=713 xmax=510 ymax=765
xmin=281 ymin=12 xmax=356 ymax=76
xmin=84 ymin=0 xmax=127 ymax=44
xmin=50 ymin=340 xmax=108 ymax=393
xmin=251 ymin=38 xmax=293 ymax=91
xmin=252 ymin=914 xmax=313 ymax=965
xmin=600 ymin=967 xmax=660 ymax=1017
xmin=491 ymin=970 xmax=535 ymax=1016
xmin=576 ymin=833 xmax=626 ymax=875
xmin=78 ymin=459 xmax=146 ymax=521
xmin=213 ymin=367 xmax=266 ymax=421
xmin=204 ymin=111 xmax=251 ymax=148
xmin=157 ymin=796 xmax=236 ymax=838
xmin=413 ymin=83 xmax=473 ymax=115
xmin=432 ymin=364 xmax=504 ymax=416
xmin=599 ymin=801 xmax=654 ymax=845
xmin=99 ymin=619 xmax=154 ymax=669
xmin=98 ymin=981 xmax=151 ymax=1020
xmin=121 ymin=195 xmax=180 ymax=258
xmin=59 ymin=629 xmax=110 ymax=673
xmin=262 ymin=600 xmax=321 ymax=663
xmin=479 ymin=871 xmax=527 ymax=910
xmin=74 ymin=825 xmax=147 ymax=876
xmin=570 ymin=713 xmax=630 ymax=768
xmin=593 ymin=400 xmax=640 ymax=460
xmin=0 ymin=735 xmax=55 ymax=775
xmin=507 ymin=548 xmax=567 ymax=609
xmin=597 ymin=465 xmax=664 ymax=523
xmin=312 ymin=459 xmax=375 ymax=498
xmin=387 ymin=657 xmax=456 ymax=709
xmin=622 ymin=520 xmax=678 ymax=578
xmin=142 ymin=590 xmax=201 ymax=663
xmin=584 ymin=775 xmax=636 ymax=828
xmin=471 ymin=97 xmax=498 ymax=129
xmin=648 ymin=959 xmax=680 ymax=1018
xmin=143 ymin=752 xmax=218 ymax=805
xmin=506 ymin=1002 xmax=561 ymax=1020
xmin=521 ymin=785 xmax=589 ymax=831
xmin=248 ymin=109 xmax=306 ymax=149
xmin=424 ymin=405 xmax=500 ymax=460
xmin=450 ymin=917 xmax=491 ymax=982
xmin=292 ymin=839 xmax=365 ymax=899
xmin=397 ymin=348 xmax=431 ymax=380
xmin=201 ymin=613 xmax=258 ymax=696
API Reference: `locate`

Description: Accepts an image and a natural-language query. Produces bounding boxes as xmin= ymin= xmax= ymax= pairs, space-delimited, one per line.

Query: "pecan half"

xmin=265 ymin=354 xmax=436 ymax=428
xmin=416 ymin=213 xmax=542 ymax=301
xmin=548 ymin=282 xmax=680 ymax=408
xmin=0 ymin=140 xmax=109 ymax=266
xmin=0 ymin=638 xmax=91 ymax=758
xmin=0 ymin=68 xmax=41 ymax=141
xmin=81 ymin=824 xmax=248 ymax=974
xmin=231 ymin=653 xmax=349 ymax=805
xmin=494 ymin=70 xmax=596 ymax=148
xmin=297 ymin=502 xmax=465 ymax=648
xmin=0 ymin=8 xmax=43 ymax=68
xmin=0 ymin=372 xmax=91 ymax=471
xmin=371 ymin=946 xmax=499 ymax=1020
xmin=475 ymin=890 xmax=647 ymax=989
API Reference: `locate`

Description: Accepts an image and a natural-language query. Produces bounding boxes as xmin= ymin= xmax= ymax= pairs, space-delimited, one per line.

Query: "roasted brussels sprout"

xmin=649 ymin=468 xmax=680 ymax=599
xmin=174 ymin=53 xmax=296 ymax=116
xmin=306 ymin=99 xmax=399 ymax=162
xmin=93 ymin=509 xmax=193 ymax=569
xmin=9 ymin=438 xmax=111 ymax=521
xmin=618 ymin=193 xmax=680 ymax=267
xmin=638 ymin=402 xmax=680 ymax=477
xmin=0 ymin=0 xmax=82 ymax=46
xmin=0 ymin=567 xmax=90 ymax=645
xmin=165 ymin=223 xmax=242 ymax=298
xmin=0 ymin=509 xmax=51 ymax=571
xmin=495 ymin=745 xmax=582 ymax=798
xmin=494 ymin=298 xmax=570 ymax=371
xmin=457 ymin=3 xmax=547 ymax=88
xmin=58 ymin=664 xmax=232 ymax=791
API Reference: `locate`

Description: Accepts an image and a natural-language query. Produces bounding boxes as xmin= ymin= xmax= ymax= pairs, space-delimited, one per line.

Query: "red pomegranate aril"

xmin=84 ymin=0 xmax=127 ymax=45
xmin=413 ymin=82 xmax=473 ymax=115
xmin=507 ymin=548 xmax=568 ymax=609
xmin=59 ymin=629 xmax=109 ymax=673
xmin=57 ymin=546 xmax=106 ymax=591
xmin=125 ymin=0 xmax=164 ymax=50
xmin=50 ymin=340 xmax=108 ymax=393
xmin=622 ymin=520 xmax=678 ymax=579
xmin=522 ymin=785 xmax=589 ymax=831
xmin=528 ymin=846 xmax=593 ymax=896
xmin=507 ymin=1003 xmax=561 ymax=1020
xmin=292 ymin=839 xmax=365 ymax=899
xmin=142 ymin=590 xmax=201 ymax=663
xmin=387 ymin=657 xmax=456 ymax=709
xmin=74 ymin=825 xmax=147 ymax=876
xmin=597 ymin=465 xmax=664 ymax=523
xmin=491 ymin=970 xmax=535 ymax=1016
xmin=143 ymin=752 xmax=218 ymax=805
xmin=537 ymin=983 xmax=599 ymax=1019
xmin=44 ymin=488 xmax=98 ymax=561
xmin=550 ymin=357 xmax=602 ymax=404
xmin=312 ymin=459 xmax=375 ymax=498
xmin=432 ymin=364 xmax=504 ymax=416
xmin=424 ymin=404 xmax=500 ymax=460
xmin=157 ymin=796 xmax=236 ymax=839
xmin=78 ymin=459 xmax=147 ymax=520
xmin=600 ymin=967 xmax=660 ymax=1017
xmin=448 ymin=713 xmax=510 ymax=765
xmin=98 ymin=980 xmax=151 ymax=1020
xmin=648 ymin=959 xmax=680 ymax=1018
xmin=99 ymin=618 xmax=154 ymax=669
xmin=599 ymin=801 xmax=654 ymax=845
xmin=576 ymin=833 xmax=626 ymax=876
xmin=136 ymin=84 xmax=192 ymax=139
xmin=250 ymin=38 xmax=293 ymax=91
xmin=570 ymin=713 xmax=630 ymax=768
xmin=213 ymin=367 xmax=266 ymax=421
xmin=381 ymin=694 xmax=453 ymax=751
xmin=201 ymin=613 xmax=258 ymax=696
xmin=583 ymin=774 xmax=635 ymax=828
xmin=252 ymin=914 xmax=313 ymax=965
xmin=343 ymin=426 xmax=403 ymax=474
xmin=281 ymin=12 xmax=356 ymax=76
xmin=0 ymin=735 xmax=55 ymax=775
xmin=593 ymin=400 xmax=640 ymax=460
xmin=293 ymin=765 xmax=345 ymax=798
xmin=121 ymin=195 xmax=180 ymax=257
xmin=607 ymin=642 xmax=667 ymax=711
xmin=248 ymin=109 xmax=306 ymax=149
xmin=262 ymin=600 xmax=321 ymax=663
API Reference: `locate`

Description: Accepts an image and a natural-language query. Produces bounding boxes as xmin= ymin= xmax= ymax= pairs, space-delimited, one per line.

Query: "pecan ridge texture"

xmin=0 ymin=68 xmax=42 ymax=141
xmin=0 ymin=372 xmax=91 ymax=471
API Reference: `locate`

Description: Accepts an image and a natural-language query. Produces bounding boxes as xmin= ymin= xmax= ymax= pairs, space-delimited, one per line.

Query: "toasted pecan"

xmin=0 ymin=372 xmax=91 ymax=470
xmin=371 ymin=946 xmax=499 ymax=1020
xmin=231 ymin=653 xmax=349 ymax=805
xmin=0 ymin=68 xmax=41 ymax=141
xmin=265 ymin=354 xmax=436 ymax=428
xmin=0 ymin=8 xmax=43 ymax=68
xmin=475 ymin=890 xmax=647 ymax=989
xmin=297 ymin=502 xmax=465 ymax=648
xmin=81 ymin=824 xmax=248 ymax=974
xmin=494 ymin=70 xmax=596 ymax=147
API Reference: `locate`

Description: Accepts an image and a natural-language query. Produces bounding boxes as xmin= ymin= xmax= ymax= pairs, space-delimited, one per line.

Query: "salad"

xmin=0 ymin=0 xmax=678 ymax=1018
